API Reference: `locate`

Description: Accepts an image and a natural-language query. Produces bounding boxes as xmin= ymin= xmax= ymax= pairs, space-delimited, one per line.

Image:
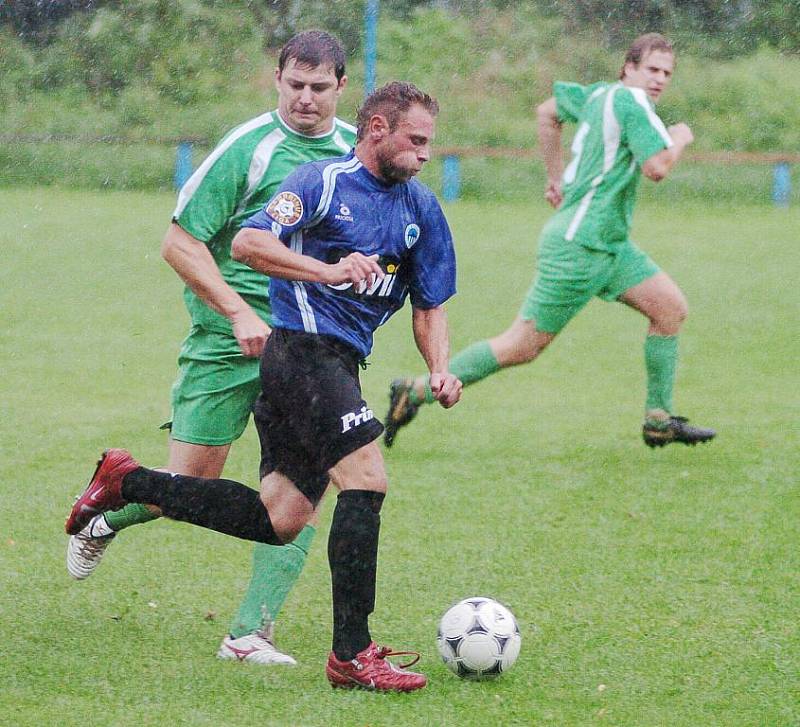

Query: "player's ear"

xmin=621 ymin=61 xmax=634 ymax=81
xmin=368 ymin=113 xmax=389 ymax=139
xmin=336 ymin=74 xmax=348 ymax=96
xmin=274 ymin=68 xmax=282 ymax=91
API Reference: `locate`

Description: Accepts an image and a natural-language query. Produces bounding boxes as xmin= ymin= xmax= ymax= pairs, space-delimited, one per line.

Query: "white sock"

xmin=89 ymin=514 xmax=116 ymax=538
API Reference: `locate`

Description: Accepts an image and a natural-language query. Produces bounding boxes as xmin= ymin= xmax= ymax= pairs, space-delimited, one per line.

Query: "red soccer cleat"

xmin=65 ymin=449 xmax=139 ymax=535
xmin=326 ymin=642 xmax=427 ymax=692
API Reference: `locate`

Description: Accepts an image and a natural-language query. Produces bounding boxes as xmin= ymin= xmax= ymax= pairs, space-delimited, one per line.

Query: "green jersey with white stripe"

xmin=545 ymin=81 xmax=672 ymax=252
xmin=173 ymin=111 xmax=356 ymax=331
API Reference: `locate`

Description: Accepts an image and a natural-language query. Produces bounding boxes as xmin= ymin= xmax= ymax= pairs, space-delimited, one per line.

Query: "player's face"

xmin=623 ymin=49 xmax=674 ymax=102
xmin=275 ymin=59 xmax=346 ymax=136
xmin=374 ymin=104 xmax=435 ymax=185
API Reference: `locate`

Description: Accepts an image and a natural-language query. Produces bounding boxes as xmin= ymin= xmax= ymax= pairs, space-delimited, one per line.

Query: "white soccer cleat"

xmin=66 ymin=516 xmax=116 ymax=580
xmin=217 ymin=629 xmax=297 ymax=666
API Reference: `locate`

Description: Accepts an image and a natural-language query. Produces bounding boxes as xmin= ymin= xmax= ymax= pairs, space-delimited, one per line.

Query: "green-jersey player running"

xmin=385 ymin=33 xmax=715 ymax=449
xmin=67 ymin=31 xmax=357 ymax=665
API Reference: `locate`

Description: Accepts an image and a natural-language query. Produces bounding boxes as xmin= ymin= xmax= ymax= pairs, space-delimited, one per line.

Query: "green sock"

xmin=423 ymin=340 xmax=500 ymax=404
xmin=104 ymin=503 xmax=159 ymax=531
xmin=229 ymin=524 xmax=316 ymax=638
xmin=644 ymin=334 xmax=678 ymax=418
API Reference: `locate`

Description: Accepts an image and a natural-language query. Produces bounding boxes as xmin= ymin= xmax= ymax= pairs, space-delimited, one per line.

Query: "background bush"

xmin=1 ymin=1 xmax=798 ymax=198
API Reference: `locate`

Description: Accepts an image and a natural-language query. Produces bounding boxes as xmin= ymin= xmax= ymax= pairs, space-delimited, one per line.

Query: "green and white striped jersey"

xmin=173 ymin=111 xmax=356 ymax=331
xmin=545 ymin=81 xmax=673 ymax=251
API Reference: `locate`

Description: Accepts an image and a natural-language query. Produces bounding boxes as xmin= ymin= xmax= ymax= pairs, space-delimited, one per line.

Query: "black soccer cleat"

xmin=383 ymin=379 xmax=419 ymax=448
xmin=642 ymin=416 xmax=716 ymax=448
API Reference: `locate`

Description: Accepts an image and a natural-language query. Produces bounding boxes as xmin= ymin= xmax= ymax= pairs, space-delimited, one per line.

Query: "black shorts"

xmin=253 ymin=328 xmax=384 ymax=506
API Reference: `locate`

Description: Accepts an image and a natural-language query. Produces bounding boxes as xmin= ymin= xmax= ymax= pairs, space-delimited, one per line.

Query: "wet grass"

xmin=1 ymin=189 xmax=798 ymax=726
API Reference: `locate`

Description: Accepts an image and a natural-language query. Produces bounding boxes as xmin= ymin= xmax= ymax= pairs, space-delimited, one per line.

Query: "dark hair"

xmin=278 ymin=30 xmax=346 ymax=81
xmin=355 ymin=81 xmax=439 ymax=141
xmin=619 ymin=33 xmax=674 ymax=79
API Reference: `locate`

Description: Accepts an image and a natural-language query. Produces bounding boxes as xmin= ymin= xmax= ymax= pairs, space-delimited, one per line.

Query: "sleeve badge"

xmin=266 ymin=191 xmax=303 ymax=226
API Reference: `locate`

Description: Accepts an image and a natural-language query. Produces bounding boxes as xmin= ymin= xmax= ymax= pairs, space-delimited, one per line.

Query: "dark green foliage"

xmin=1 ymin=3 xmax=798 ymax=197
xmin=0 ymin=0 xmax=111 ymax=43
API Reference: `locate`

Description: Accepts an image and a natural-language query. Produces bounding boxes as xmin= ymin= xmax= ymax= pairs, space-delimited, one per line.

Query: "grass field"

xmin=1 ymin=188 xmax=798 ymax=726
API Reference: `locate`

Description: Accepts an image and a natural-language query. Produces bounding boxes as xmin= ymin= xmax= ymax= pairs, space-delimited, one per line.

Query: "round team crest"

xmin=267 ymin=191 xmax=303 ymax=226
xmin=404 ymin=223 xmax=420 ymax=248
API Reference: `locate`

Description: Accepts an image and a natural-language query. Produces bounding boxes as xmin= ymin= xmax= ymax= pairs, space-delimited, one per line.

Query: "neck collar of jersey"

xmin=274 ymin=110 xmax=337 ymax=142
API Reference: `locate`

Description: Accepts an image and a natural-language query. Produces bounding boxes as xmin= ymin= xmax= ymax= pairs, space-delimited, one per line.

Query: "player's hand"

xmin=544 ymin=180 xmax=563 ymax=209
xmin=668 ymin=123 xmax=694 ymax=148
xmin=430 ymin=372 xmax=462 ymax=409
xmin=231 ymin=307 xmax=270 ymax=357
xmin=325 ymin=252 xmax=385 ymax=292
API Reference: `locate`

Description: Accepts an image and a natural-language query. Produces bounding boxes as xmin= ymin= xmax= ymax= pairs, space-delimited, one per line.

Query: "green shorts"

xmin=520 ymin=233 xmax=660 ymax=334
xmin=166 ymin=326 xmax=262 ymax=446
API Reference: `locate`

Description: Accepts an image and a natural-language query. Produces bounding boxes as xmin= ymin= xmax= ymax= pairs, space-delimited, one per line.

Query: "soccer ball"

xmin=437 ymin=596 xmax=521 ymax=679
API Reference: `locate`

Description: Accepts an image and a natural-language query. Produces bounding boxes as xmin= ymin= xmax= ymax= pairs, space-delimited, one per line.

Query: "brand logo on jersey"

xmin=271 ymin=221 xmax=282 ymax=236
xmin=266 ymin=191 xmax=303 ymax=226
xmin=341 ymin=405 xmax=375 ymax=433
xmin=328 ymin=261 xmax=400 ymax=298
xmin=334 ymin=203 xmax=354 ymax=223
xmin=404 ymin=224 xmax=420 ymax=248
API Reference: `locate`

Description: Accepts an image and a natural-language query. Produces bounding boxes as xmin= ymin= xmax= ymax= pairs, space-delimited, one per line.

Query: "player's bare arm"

xmin=411 ymin=306 xmax=462 ymax=409
xmin=161 ymin=222 xmax=269 ymax=357
xmin=536 ymin=96 xmax=564 ymax=208
xmin=642 ymin=123 xmax=694 ymax=182
xmin=232 ymin=227 xmax=384 ymax=286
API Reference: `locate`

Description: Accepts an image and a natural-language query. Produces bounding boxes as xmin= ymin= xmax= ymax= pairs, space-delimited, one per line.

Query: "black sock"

xmin=121 ymin=468 xmax=282 ymax=544
xmin=328 ymin=489 xmax=385 ymax=661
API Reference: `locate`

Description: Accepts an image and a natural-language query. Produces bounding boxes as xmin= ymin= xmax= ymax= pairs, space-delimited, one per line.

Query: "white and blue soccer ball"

xmin=437 ymin=596 xmax=521 ymax=679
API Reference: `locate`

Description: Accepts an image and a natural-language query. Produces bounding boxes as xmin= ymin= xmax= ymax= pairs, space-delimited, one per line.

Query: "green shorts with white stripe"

xmin=519 ymin=233 xmax=660 ymax=334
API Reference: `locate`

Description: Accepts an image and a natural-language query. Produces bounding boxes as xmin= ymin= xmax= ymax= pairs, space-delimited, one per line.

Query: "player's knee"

xmin=495 ymin=324 xmax=542 ymax=366
xmin=259 ymin=488 xmax=313 ymax=543
xmin=665 ymin=296 xmax=688 ymax=329
xmin=519 ymin=329 xmax=553 ymax=363
xmin=267 ymin=508 xmax=307 ymax=544
xmin=331 ymin=443 xmax=387 ymax=493
xmin=343 ymin=468 xmax=388 ymax=494
xmin=272 ymin=520 xmax=304 ymax=544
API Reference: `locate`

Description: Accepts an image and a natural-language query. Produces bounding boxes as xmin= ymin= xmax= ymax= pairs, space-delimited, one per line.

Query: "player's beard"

xmin=376 ymin=149 xmax=416 ymax=185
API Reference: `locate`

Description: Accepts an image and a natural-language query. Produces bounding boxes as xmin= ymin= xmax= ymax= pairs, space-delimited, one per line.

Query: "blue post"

xmin=772 ymin=162 xmax=791 ymax=207
xmin=442 ymin=155 xmax=461 ymax=202
xmin=174 ymin=141 xmax=193 ymax=191
xmin=364 ymin=0 xmax=379 ymax=95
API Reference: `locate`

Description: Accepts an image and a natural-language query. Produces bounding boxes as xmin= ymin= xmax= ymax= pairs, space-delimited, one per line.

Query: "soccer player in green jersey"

xmin=66 ymin=30 xmax=356 ymax=665
xmin=384 ymin=33 xmax=715 ymax=449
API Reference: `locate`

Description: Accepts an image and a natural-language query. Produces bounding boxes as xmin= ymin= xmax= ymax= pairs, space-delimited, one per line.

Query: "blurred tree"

xmin=0 ymin=0 xmax=115 ymax=44
xmin=747 ymin=0 xmax=800 ymax=52
xmin=230 ymin=0 xmax=364 ymax=53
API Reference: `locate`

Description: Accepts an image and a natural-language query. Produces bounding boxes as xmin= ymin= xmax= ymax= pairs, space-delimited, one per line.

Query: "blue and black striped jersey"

xmin=243 ymin=150 xmax=457 ymax=357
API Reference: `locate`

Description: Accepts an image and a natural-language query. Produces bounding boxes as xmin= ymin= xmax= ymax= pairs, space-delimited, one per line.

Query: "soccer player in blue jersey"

xmin=66 ymin=81 xmax=461 ymax=692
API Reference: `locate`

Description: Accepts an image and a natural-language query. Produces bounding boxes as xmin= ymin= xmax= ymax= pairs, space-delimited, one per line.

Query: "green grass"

xmin=1 ymin=189 xmax=798 ymax=726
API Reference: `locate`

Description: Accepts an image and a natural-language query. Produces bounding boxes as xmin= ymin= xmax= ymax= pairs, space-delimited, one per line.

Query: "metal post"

xmin=442 ymin=155 xmax=461 ymax=202
xmin=174 ymin=141 xmax=193 ymax=191
xmin=364 ymin=0 xmax=379 ymax=95
xmin=772 ymin=161 xmax=791 ymax=207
